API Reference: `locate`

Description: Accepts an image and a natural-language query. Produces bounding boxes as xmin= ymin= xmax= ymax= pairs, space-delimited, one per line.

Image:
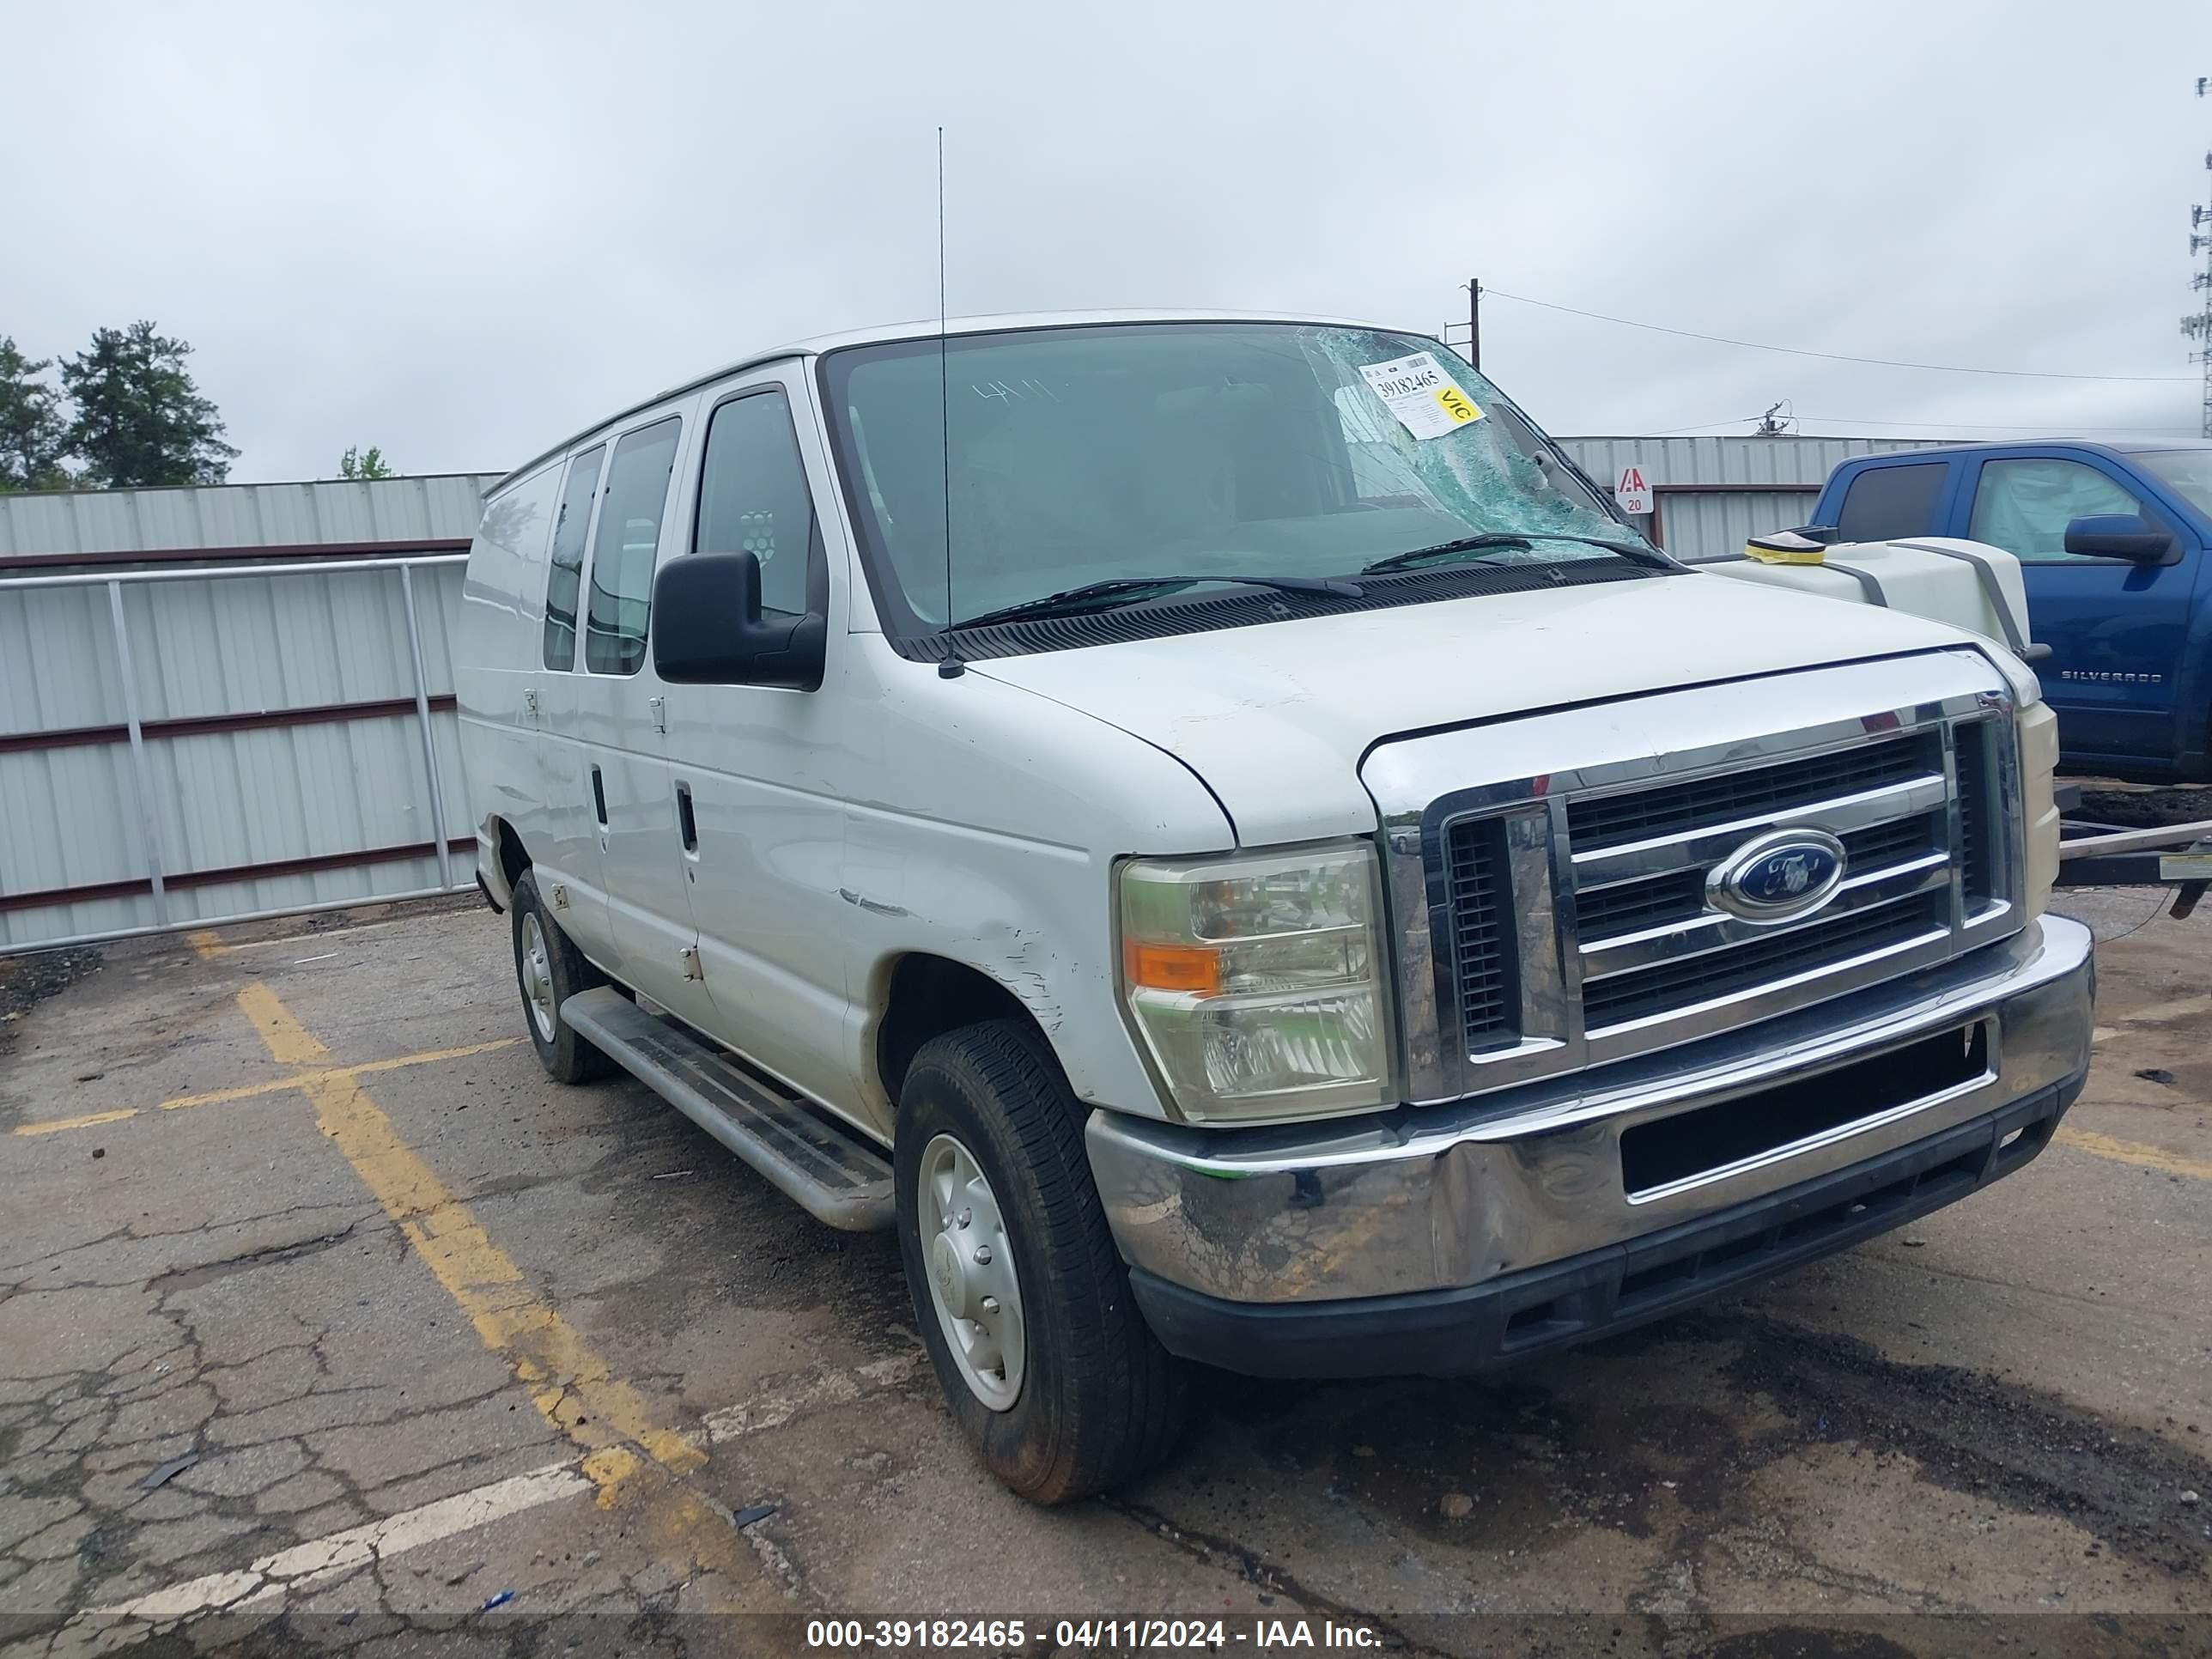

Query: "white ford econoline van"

xmin=456 ymin=312 xmax=2092 ymax=1504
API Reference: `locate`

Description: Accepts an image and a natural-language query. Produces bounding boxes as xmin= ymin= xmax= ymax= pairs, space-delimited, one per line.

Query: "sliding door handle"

xmin=675 ymin=782 xmax=698 ymax=854
xmin=590 ymin=765 xmax=608 ymax=828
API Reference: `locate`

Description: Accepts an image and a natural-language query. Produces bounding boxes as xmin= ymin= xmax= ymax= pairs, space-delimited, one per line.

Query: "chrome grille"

xmin=1370 ymin=653 xmax=2025 ymax=1106
xmin=1841 ymin=815 xmax=1936 ymax=871
xmin=1579 ymin=891 xmax=1948 ymax=1029
xmin=1565 ymin=735 xmax=1936 ymax=849
xmin=1445 ymin=817 xmax=1515 ymax=1048
xmin=1577 ymin=812 xmax=1942 ymax=946
xmin=1954 ymin=720 xmax=1995 ymax=908
xmin=1577 ymin=868 xmax=1705 ymax=939
xmin=1568 ymin=727 xmax=1958 ymax=1036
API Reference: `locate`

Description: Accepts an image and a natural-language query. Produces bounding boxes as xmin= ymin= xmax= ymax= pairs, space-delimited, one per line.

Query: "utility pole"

xmin=2185 ymin=79 xmax=2212 ymax=437
xmin=1465 ymin=277 xmax=1481 ymax=372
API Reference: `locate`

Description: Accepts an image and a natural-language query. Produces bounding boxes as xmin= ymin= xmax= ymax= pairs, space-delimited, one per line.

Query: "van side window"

xmin=543 ymin=446 xmax=605 ymax=671
xmin=585 ymin=417 xmax=683 ymax=676
xmin=694 ymin=390 xmax=819 ymax=618
xmin=1968 ymin=458 xmax=2145 ymax=564
xmin=1833 ymin=462 xmax=1945 ymax=542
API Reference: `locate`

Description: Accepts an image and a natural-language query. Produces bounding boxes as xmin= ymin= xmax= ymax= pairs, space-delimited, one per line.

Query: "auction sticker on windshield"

xmin=1358 ymin=351 xmax=1484 ymax=440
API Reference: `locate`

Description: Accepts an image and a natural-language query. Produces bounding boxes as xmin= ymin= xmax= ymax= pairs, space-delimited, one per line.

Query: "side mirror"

xmin=2062 ymin=514 xmax=2177 ymax=564
xmin=652 ymin=552 xmax=824 ymax=690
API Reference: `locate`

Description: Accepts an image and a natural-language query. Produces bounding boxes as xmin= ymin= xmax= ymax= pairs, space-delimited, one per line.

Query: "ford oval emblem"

xmin=1706 ymin=829 xmax=1847 ymax=922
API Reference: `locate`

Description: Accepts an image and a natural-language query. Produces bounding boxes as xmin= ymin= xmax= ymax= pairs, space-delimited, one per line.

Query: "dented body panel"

xmin=834 ymin=631 xmax=1233 ymax=1133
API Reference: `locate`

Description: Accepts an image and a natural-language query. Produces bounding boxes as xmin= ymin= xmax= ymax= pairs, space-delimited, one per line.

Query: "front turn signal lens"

xmin=1122 ymin=940 xmax=1224 ymax=994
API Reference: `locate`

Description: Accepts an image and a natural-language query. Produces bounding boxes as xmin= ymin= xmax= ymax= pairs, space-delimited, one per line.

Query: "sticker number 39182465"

xmin=1358 ymin=351 xmax=1485 ymax=441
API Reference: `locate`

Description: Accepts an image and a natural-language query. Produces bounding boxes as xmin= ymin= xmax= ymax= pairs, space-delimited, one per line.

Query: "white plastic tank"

xmin=1694 ymin=535 xmax=2035 ymax=660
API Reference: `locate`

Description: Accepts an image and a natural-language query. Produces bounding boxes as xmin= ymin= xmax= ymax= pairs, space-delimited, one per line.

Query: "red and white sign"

xmin=1613 ymin=465 xmax=1653 ymax=517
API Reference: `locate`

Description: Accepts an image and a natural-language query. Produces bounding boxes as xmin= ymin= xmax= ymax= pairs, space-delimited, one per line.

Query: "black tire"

xmin=895 ymin=1018 xmax=1188 ymax=1504
xmin=509 ymin=869 xmax=613 ymax=1084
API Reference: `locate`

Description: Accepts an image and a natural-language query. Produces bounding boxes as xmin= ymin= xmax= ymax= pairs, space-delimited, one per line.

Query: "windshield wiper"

xmin=951 ymin=573 xmax=1364 ymax=632
xmin=1361 ymin=532 xmax=1669 ymax=575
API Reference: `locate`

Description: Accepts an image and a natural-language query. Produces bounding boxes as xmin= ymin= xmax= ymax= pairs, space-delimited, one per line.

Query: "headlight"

xmin=1117 ymin=842 xmax=1393 ymax=1123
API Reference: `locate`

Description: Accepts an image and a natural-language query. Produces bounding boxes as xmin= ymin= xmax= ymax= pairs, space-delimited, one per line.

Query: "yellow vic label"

xmin=1434 ymin=386 xmax=1481 ymax=424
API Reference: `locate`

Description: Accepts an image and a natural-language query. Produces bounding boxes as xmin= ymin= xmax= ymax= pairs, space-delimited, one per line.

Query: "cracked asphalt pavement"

xmin=0 ymin=891 xmax=2207 ymax=1656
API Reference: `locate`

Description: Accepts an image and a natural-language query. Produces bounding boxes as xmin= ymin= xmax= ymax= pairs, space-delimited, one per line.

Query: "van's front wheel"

xmin=509 ymin=870 xmax=612 ymax=1084
xmin=895 ymin=1020 xmax=1188 ymax=1504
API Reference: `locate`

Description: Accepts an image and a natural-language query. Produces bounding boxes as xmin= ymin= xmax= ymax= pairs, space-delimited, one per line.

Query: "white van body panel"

xmin=836 ymin=633 xmax=1235 ymax=1133
xmin=532 ymin=663 xmax=617 ymax=959
xmin=456 ymin=458 xmax=562 ymax=914
xmin=970 ymin=572 xmax=1982 ymax=848
xmin=660 ymin=364 xmax=858 ymax=1120
xmin=572 ymin=395 xmax=718 ymax=1030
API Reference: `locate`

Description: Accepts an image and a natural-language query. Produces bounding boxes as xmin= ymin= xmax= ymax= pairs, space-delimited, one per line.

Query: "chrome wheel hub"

xmin=917 ymin=1133 xmax=1025 ymax=1412
xmin=520 ymin=912 xmax=558 ymax=1044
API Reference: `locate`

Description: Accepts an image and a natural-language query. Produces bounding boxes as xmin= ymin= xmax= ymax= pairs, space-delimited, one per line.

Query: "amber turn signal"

xmin=1121 ymin=939 xmax=1222 ymax=994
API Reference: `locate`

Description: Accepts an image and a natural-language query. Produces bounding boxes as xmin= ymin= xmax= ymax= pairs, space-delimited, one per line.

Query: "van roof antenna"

xmin=936 ymin=125 xmax=965 ymax=679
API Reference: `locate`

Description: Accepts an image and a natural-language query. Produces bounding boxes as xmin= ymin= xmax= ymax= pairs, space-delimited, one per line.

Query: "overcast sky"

xmin=8 ymin=1 xmax=2209 ymax=482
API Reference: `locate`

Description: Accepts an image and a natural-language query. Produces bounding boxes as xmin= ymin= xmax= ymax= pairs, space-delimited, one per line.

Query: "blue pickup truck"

xmin=1810 ymin=441 xmax=2212 ymax=781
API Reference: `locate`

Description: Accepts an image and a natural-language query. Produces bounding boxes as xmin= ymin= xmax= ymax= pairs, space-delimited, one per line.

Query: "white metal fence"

xmin=0 ymin=553 xmax=477 ymax=954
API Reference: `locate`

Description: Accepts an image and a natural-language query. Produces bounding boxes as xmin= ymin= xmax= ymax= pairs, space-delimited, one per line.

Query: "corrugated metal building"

xmin=1553 ymin=435 xmax=1945 ymax=560
xmin=0 ymin=473 xmax=502 ymax=570
xmin=1 ymin=476 xmax=500 ymax=951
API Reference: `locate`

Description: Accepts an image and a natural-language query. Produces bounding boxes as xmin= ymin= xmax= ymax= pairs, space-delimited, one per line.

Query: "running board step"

xmin=559 ymin=988 xmax=893 ymax=1232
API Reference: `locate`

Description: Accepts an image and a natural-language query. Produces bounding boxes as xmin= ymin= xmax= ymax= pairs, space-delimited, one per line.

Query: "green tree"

xmin=337 ymin=445 xmax=395 ymax=480
xmin=60 ymin=321 xmax=238 ymax=486
xmin=0 ymin=336 xmax=71 ymax=491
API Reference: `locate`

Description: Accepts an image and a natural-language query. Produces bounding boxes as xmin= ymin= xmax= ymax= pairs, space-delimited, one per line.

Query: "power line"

xmin=1649 ymin=413 xmax=2200 ymax=436
xmin=1480 ymin=287 xmax=2194 ymax=384
xmin=1796 ymin=414 xmax=2198 ymax=434
xmin=1640 ymin=415 xmax=1778 ymax=435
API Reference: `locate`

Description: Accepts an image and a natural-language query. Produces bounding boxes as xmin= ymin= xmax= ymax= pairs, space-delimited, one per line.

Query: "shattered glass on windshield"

xmin=1308 ymin=327 xmax=1631 ymax=556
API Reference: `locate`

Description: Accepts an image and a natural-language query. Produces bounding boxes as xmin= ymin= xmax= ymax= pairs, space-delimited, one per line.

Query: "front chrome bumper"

xmin=1086 ymin=915 xmax=2094 ymax=1314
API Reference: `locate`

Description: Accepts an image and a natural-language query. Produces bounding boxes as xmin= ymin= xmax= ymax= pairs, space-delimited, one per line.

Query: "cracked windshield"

xmin=819 ymin=322 xmax=1650 ymax=631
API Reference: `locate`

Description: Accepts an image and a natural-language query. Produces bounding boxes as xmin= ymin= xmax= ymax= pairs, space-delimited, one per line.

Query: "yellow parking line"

xmin=156 ymin=1038 xmax=525 ymax=1114
xmin=10 ymin=1037 xmax=524 ymax=1138
xmin=150 ymin=1074 xmax=326 ymax=1114
xmin=2054 ymin=1127 xmax=2212 ymax=1183
xmin=185 ymin=929 xmax=232 ymax=960
xmin=234 ymin=982 xmax=702 ymax=1503
xmin=325 ymin=1037 xmax=523 ymax=1082
xmin=13 ymin=1107 xmax=139 ymax=1138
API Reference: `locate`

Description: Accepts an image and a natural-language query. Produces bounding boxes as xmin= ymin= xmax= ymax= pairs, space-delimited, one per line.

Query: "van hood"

xmin=969 ymin=573 xmax=1980 ymax=846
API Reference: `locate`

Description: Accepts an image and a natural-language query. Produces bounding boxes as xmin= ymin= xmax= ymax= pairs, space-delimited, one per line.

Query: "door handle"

xmin=590 ymin=765 xmax=608 ymax=828
xmin=675 ymin=782 xmax=698 ymax=854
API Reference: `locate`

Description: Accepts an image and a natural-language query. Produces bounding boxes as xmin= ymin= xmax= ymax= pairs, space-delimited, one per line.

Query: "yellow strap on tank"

xmin=1742 ymin=531 xmax=1829 ymax=565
